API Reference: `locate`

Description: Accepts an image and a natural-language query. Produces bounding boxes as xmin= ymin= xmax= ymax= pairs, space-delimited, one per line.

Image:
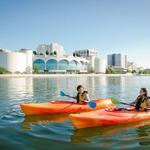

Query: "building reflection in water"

xmin=32 ymin=77 xmax=89 ymax=102
xmin=0 ymin=77 xmax=33 ymax=101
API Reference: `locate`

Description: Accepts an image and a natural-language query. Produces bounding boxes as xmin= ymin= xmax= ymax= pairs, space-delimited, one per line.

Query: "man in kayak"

xmin=130 ymin=88 xmax=149 ymax=111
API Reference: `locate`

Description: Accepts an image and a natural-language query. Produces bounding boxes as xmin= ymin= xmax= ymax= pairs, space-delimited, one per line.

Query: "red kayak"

xmin=20 ymin=98 xmax=113 ymax=115
xmin=70 ymin=107 xmax=150 ymax=129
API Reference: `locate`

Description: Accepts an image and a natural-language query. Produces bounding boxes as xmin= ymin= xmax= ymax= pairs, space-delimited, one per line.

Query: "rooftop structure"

xmin=73 ymin=49 xmax=98 ymax=57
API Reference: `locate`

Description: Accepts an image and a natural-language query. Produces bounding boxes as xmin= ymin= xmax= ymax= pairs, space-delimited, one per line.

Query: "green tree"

xmin=46 ymin=50 xmax=49 ymax=55
xmin=54 ymin=51 xmax=57 ymax=55
xmin=131 ymin=70 xmax=136 ymax=73
xmin=143 ymin=69 xmax=150 ymax=74
xmin=33 ymin=65 xmax=40 ymax=74
xmin=106 ymin=66 xmax=116 ymax=74
xmin=33 ymin=51 xmax=37 ymax=55
xmin=0 ymin=67 xmax=10 ymax=74
xmin=138 ymin=70 xmax=143 ymax=74
xmin=50 ymin=52 xmax=53 ymax=55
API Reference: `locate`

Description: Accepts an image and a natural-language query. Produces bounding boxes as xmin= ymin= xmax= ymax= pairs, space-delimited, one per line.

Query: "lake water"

xmin=0 ymin=76 xmax=150 ymax=150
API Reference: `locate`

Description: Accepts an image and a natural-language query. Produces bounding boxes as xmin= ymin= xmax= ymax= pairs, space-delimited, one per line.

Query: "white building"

xmin=37 ymin=42 xmax=64 ymax=57
xmin=73 ymin=49 xmax=106 ymax=73
xmin=94 ymin=57 xmax=107 ymax=73
xmin=34 ymin=43 xmax=89 ymax=73
xmin=37 ymin=44 xmax=49 ymax=54
xmin=0 ymin=48 xmax=32 ymax=73
xmin=107 ymin=53 xmax=127 ymax=68
xmin=0 ymin=43 xmax=107 ymax=74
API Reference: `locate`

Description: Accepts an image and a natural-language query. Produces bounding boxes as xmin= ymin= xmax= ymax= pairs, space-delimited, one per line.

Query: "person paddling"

xmin=76 ymin=85 xmax=90 ymax=104
xmin=130 ymin=88 xmax=149 ymax=111
xmin=75 ymin=85 xmax=84 ymax=103
xmin=64 ymin=85 xmax=90 ymax=104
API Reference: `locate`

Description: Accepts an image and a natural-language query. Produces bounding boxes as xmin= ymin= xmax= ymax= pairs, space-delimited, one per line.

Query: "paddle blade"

xmin=88 ymin=101 xmax=97 ymax=108
xmin=110 ymin=97 xmax=120 ymax=105
xmin=60 ymin=91 xmax=66 ymax=96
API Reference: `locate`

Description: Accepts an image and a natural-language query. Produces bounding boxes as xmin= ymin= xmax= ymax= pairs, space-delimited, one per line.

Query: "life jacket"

xmin=76 ymin=93 xmax=83 ymax=104
xmin=135 ymin=96 xmax=148 ymax=111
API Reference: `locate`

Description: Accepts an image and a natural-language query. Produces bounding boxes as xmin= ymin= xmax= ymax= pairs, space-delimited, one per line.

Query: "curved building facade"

xmin=33 ymin=55 xmax=88 ymax=72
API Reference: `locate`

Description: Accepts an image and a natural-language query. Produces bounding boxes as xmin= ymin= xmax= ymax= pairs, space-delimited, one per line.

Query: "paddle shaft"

xmin=61 ymin=92 xmax=96 ymax=108
xmin=65 ymin=95 xmax=76 ymax=99
xmin=120 ymin=102 xmax=150 ymax=110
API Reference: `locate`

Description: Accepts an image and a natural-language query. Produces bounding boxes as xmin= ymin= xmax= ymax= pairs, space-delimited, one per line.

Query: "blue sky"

xmin=0 ymin=0 xmax=150 ymax=67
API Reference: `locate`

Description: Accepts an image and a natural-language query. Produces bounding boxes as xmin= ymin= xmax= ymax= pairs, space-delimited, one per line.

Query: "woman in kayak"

xmin=130 ymin=88 xmax=149 ymax=111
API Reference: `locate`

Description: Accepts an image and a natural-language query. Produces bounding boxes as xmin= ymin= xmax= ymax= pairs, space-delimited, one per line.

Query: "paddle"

xmin=110 ymin=97 xmax=133 ymax=106
xmin=60 ymin=91 xmax=97 ymax=108
xmin=110 ymin=97 xmax=150 ymax=110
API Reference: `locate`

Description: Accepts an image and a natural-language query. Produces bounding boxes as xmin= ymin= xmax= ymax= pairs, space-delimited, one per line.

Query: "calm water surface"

xmin=0 ymin=76 xmax=150 ymax=150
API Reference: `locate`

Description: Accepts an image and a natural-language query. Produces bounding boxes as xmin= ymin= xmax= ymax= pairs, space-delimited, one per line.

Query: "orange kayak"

xmin=70 ymin=108 xmax=150 ymax=129
xmin=20 ymin=98 xmax=113 ymax=115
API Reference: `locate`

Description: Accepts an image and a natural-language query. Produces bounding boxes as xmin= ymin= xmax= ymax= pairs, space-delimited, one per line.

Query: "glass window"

xmin=33 ymin=59 xmax=45 ymax=70
xmin=46 ymin=59 xmax=57 ymax=70
xmin=69 ymin=60 xmax=78 ymax=70
xmin=58 ymin=59 xmax=69 ymax=70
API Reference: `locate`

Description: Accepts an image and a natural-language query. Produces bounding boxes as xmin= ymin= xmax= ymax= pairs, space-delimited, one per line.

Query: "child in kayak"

xmin=130 ymin=88 xmax=149 ymax=111
xmin=76 ymin=85 xmax=90 ymax=104
xmin=64 ymin=85 xmax=90 ymax=104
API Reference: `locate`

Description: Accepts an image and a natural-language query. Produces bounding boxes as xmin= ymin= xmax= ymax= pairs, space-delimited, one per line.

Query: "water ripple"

xmin=0 ymin=76 xmax=150 ymax=150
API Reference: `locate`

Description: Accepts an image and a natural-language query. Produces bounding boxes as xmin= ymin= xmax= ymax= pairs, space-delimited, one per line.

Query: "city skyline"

xmin=0 ymin=0 xmax=150 ymax=67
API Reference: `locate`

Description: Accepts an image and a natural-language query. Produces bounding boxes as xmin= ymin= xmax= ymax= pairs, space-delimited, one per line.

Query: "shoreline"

xmin=0 ymin=73 xmax=149 ymax=78
xmin=0 ymin=73 xmax=136 ymax=78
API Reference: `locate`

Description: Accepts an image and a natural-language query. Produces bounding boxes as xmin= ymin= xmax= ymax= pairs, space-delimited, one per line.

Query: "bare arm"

xmin=65 ymin=95 xmax=76 ymax=99
xmin=148 ymin=99 xmax=150 ymax=108
xmin=129 ymin=97 xmax=138 ymax=106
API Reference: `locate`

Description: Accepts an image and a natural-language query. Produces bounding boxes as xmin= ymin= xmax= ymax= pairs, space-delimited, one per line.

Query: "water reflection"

xmin=1 ymin=76 xmax=150 ymax=150
xmin=71 ymin=120 xmax=150 ymax=144
xmin=21 ymin=114 xmax=69 ymax=130
xmin=0 ymin=76 xmax=139 ymax=103
xmin=0 ymin=77 xmax=33 ymax=100
xmin=136 ymin=124 xmax=150 ymax=146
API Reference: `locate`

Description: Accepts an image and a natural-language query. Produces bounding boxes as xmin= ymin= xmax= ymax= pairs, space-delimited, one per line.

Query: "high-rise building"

xmin=107 ymin=53 xmax=127 ymax=68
